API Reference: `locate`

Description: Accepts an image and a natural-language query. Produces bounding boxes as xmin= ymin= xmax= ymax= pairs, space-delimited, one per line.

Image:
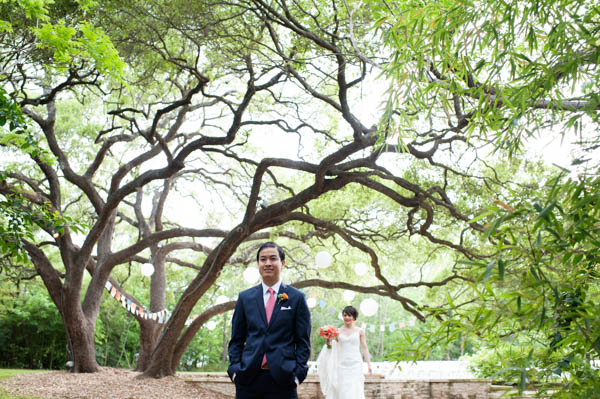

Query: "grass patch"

xmin=0 ymin=390 xmax=43 ymax=399
xmin=0 ymin=370 xmax=46 ymax=380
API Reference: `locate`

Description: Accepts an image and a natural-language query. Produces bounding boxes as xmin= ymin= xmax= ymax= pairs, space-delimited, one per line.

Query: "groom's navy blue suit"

xmin=228 ymin=282 xmax=311 ymax=397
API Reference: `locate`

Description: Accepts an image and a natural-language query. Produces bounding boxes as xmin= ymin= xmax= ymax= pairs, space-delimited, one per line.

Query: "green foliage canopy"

xmin=373 ymin=0 xmax=600 ymax=153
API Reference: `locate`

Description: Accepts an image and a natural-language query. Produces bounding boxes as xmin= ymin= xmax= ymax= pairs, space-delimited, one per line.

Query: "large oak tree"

xmin=1 ymin=0 xmax=508 ymax=376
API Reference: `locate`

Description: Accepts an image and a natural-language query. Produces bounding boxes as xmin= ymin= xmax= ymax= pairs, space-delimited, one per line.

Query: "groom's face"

xmin=258 ymin=247 xmax=285 ymax=286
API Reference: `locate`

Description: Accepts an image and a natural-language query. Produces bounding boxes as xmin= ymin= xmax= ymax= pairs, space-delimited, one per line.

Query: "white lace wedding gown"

xmin=317 ymin=329 xmax=365 ymax=399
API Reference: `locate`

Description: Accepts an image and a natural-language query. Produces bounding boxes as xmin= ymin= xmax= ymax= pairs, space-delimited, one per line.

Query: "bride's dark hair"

xmin=342 ymin=305 xmax=358 ymax=320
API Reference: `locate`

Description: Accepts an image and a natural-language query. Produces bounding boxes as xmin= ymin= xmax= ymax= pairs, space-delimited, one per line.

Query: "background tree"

xmin=370 ymin=0 xmax=600 ymax=395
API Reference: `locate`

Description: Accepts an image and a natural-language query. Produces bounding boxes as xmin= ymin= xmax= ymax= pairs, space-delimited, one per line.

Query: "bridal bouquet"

xmin=319 ymin=325 xmax=339 ymax=349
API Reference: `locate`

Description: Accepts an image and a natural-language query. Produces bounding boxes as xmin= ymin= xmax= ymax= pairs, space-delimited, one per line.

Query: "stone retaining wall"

xmin=185 ymin=374 xmax=534 ymax=399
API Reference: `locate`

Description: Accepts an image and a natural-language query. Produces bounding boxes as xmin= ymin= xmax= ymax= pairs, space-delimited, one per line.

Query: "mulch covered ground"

xmin=0 ymin=367 xmax=231 ymax=399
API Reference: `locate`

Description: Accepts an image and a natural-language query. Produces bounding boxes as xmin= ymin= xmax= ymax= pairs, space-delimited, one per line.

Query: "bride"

xmin=317 ymin=305 xmax=372 ymax=399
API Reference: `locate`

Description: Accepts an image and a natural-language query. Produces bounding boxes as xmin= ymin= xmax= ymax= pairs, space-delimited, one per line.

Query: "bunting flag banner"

xmin=103 ymin=282 xmax=169 ymax=324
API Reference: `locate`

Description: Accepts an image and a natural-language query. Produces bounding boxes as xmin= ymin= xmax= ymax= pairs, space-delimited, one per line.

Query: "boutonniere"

xmin=277 ymin=293 xmax=288 ymax=304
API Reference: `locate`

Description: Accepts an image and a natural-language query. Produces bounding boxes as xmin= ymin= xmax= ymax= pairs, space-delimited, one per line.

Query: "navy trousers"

xmin=235 ymin=369 xmax=298 ymax=399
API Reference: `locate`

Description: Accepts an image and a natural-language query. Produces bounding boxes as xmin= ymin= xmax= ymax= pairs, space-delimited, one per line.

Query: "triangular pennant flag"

xmin=110 ymin=287 xmax=117 ymax=297
xmin=105 ymin=281 xmax=112 ymax=290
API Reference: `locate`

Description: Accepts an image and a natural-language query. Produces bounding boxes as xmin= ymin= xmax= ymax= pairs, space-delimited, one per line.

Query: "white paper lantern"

xmin=306 ymin=297 xmax=317 ymax=308
xmin=354 ymin=262 xmax=368 ymax=276
xmin=141 ymin=263 xmax=155 ymax=277
xmin=360 ymin=298 xmax=378 ymax=317
xmin=315 ymin=251 xmax=333 ymax=268
xmin=206 ymin=320 xmax=217 ymax=330
xmin=216 ymin=295 xmax=229 ymax=305
xmin=342 ymin=290 xmax=355 ymax=302
xmin=243 ymin=267 xmax=260 ymax=284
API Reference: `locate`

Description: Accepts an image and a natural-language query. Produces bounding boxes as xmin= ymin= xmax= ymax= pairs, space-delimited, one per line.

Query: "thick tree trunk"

xmin=142 ymin=338 xmax=179 ymax=377
xmin=64 ymin=308 xmax=99 ymax=373
xmin=143 ymin=230 xmax=248 ymax=378
xmin=135 ymin=320 xmax=162 ymax=371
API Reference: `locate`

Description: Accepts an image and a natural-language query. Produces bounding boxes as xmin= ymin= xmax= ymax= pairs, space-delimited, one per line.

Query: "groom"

xmin=228 ymin=242 xmax=311 ymax=399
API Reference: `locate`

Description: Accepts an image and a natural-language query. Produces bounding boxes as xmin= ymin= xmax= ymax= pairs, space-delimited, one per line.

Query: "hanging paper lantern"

xmin=306 ymin=297 xmax=317 ymax=308
xmin=342 ymin=290 xmax=355 ymax=302
xmin=216 ymin=295 xmax=229 ymax=305
xmin=315 ymin=251 xmax=333 ymax=268
xmin=141 ymin=263 xmax=155 ymax=276
xmin=354 ymin=262 xmax=368 ymax=276
xmin=360 ymin=298 xmax=378 ymax=317
xmin=243 ymin=267 xmax=260 ymax=284
xmin=206 ymin=320 xmax=217 ymax=330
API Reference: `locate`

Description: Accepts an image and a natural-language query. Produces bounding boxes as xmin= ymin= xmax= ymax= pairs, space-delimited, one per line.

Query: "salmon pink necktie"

xmin=262 ymin=288 xmax=276 ymax=368
xmin=265 ymin=288 xmax=275 ymax=323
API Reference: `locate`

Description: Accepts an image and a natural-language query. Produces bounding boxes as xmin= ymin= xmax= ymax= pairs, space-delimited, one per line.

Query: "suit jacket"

xmin=228 ymin=282 xmax=311 ymax=387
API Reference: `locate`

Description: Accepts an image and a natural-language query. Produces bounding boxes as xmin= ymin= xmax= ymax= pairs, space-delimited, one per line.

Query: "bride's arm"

xmin=359 ymin=329 xmax=372 ymax=374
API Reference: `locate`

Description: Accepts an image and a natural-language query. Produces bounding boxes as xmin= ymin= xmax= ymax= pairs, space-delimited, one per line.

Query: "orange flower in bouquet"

xmin=319 ymin=325 xmax=339 ymax=349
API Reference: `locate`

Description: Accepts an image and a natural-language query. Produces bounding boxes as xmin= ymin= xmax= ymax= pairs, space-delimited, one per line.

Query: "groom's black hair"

xmin=256 ymin=241 xmax=285 ymax=262
xmin=343 ymin=305 xmax=359 ymax=320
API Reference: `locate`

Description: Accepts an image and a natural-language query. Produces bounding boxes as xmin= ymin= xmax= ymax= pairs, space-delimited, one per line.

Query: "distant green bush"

xmin=0 ymin=290 xmax=66 ymax=370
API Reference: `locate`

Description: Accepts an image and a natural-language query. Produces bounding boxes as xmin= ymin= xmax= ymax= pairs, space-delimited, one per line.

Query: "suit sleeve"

xmin=294 ymin=291 xmax=311 ymax=384
xmin=228 ymin=294 xmax=246 ymax=378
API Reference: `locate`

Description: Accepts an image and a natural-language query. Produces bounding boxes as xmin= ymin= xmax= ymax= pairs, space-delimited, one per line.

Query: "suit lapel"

xmin=267 ymin=283 xmax=287 ymax=329
xmin=254 ymin=284 xmax=268 ymax=326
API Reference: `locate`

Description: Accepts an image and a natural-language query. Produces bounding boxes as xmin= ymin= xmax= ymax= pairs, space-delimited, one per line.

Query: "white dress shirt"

xmin=262 ymin=280 xmax=282 ymax=306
